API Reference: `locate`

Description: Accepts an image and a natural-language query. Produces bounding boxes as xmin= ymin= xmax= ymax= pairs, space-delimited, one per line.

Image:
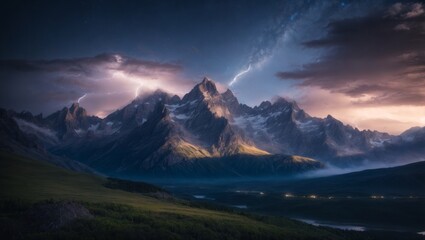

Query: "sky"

xmin=0 ymin=0 xmax=424 ymax=134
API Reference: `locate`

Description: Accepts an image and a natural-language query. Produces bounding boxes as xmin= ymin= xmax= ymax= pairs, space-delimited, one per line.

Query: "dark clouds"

xmin=0 ymin=54 xmax=181 ymax=77
xmin=0 ymin=54 xmax=188 ymax=116
xmin=277 ymin=2 xmax=425 ymax=106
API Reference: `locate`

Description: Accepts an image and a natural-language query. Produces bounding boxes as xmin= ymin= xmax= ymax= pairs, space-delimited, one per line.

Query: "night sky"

xmin=1 ymin=0 xmax=424 ymax=134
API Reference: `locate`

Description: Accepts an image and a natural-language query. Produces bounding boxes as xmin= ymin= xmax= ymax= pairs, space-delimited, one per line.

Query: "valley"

xmin=1 ymin=151 xmax=424 ymax=239
xmin=164 ymin=161 xmax=425 ymax=234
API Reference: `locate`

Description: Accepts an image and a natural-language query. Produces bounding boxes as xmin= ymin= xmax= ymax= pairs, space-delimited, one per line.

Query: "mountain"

xmin=3 ymin=78 xmax=424 ymax=177
xmin=177 ymin=78 xmax=267 ymax=156
xmin=400 ymin=126 xmax=425 ymax=142
xmin=276 ymin=161 xmax=425 ymax=196
xmin=85 ymin=101 xmax=214 ymax=174
xmin=45 ymin=103 xmax=102 ymax=140
xmin=50 ymin=79 xmax=321 ymax=177
xmin=104 ymin=89 xmax=181 ymax=131
xmin=0 ymin=108 xmax=95 ymax=173
xmin=228 ymin=97 xmax=394 ymax=163
xmin=0 ymin=108 xmax=44 ymax=153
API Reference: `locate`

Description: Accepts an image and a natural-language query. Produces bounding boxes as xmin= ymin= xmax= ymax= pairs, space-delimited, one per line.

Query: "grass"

xmin=0 ymin=151 xmax=346 ymax=239
xmin=173 ymin=140 xmax=212 ymax=158
xmin=0 ymin=151 xmax=423 ymax=240
xmin=233 ymin=143 xmax=270 ymax=156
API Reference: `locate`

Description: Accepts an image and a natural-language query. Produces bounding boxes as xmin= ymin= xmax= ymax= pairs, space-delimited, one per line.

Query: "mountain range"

xmin=1 ymin=78 xmax=424 ymax=178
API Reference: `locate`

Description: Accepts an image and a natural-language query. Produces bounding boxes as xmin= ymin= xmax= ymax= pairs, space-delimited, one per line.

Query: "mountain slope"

xmin=45 ymin=103 xmax=102 ymax=139
xmin=55 ymin=103 xmax=321 ymax=177
xmin=0 ymin=108 xmax=94 ymax=173
xmin=0 ymin=151 xmax=348 ymax=240
xmin=89 ymin=102 xmax=212 ymax=173
xmin=229 ymin=97 xmax=394 ymax=162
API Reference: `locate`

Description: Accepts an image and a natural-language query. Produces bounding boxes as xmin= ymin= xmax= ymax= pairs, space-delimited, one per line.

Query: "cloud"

xmin=0 ymin=54 xmax=191 ymax=116
xmin=356 ymin=118 xmax=419 ymax=134
xmin=404 ymin=2 xmax=425 ymax=18
xmin=287 ymin=86 xmax=425 ymax=135
xmin=276 ymin=2 xmax=425 ymax=107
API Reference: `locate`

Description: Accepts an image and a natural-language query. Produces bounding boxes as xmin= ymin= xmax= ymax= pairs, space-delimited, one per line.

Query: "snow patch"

xmin=88 ymin=123 xmax=99 ymax=131
xmin=295 ymin=120 xmax=319 ymax=132
xmin=174 ymin=114 xmax=189 ymax=120
xmin=74 ymin=129 xmax=84 ymax=135
xmin=233 ymin=115 xmax=268 ymax=132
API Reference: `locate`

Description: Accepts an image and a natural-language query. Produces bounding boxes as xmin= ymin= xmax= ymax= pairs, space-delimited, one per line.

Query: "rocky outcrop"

xmin=45 ymin=103 xmax=101 ymax=139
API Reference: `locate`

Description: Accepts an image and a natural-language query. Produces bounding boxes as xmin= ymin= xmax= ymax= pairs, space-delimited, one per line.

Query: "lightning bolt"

xmin=135 ymin=84 xmax=142 ymax=98
xmin=77 ymin=93 xmax=87 ymax=103
xmin=229 ymin=64 xmax=251 ymax=86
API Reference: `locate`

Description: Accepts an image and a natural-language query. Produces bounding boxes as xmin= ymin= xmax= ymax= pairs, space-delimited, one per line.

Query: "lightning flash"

xmin=229 ymin=64 xmax=251 ymax=86
xmin=135 ymin=84 xmax=143 ymax=98
xmin=77 ymin=93 xmax=87 ymax=103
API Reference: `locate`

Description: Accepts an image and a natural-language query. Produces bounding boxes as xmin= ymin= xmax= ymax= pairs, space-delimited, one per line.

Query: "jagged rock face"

xmin=45 ymin=103 xmax=101 ymax=139
xmin=221 ymin=89 xmax=250 ymax=116
xmin=182 ymin=77 xmax=220 ymax=102
xmin=93 ymin=102 xmax=176 ymax=171
xmin=156 ymin=78 xmax=259 ymax=156
xmin=230 ymin=97 xmax=395 ymax=160
xmin=7 ymin=78 xmax=424 ymax=176
xmin=13 ymin=111 xmax=45 ymax=126
xmin=181 ymin=78 xmax=231 ymax=119
xmin=105 ymin=90 xmax=181 ymax=130
xmin=49 ymin=80 xmax=272 ymax=175
xmin=88 ymin=102 xmax=212 ymax=173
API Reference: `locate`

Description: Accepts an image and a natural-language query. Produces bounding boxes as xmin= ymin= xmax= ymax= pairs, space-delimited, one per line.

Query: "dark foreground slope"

xmin=1 ymin=152 xmax=422 ymax=240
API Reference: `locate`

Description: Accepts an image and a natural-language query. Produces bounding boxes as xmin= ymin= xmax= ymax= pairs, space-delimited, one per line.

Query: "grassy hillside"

xmin=0 ymin=151 xmax=345 ymax=240
xmin=0 ymin=152 xmax=423 ymax=240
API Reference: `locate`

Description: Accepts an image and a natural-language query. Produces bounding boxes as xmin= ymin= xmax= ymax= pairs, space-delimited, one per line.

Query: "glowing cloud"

xmin=0 ymin=54 xmax=193 ymax=116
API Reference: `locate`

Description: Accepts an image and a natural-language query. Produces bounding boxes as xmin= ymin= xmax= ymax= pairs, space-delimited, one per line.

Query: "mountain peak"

xmin=182 ymin=78 xmax=220 ymax=102
xmin=199 ymin=77 xmax=219 ymax=95
xmin=68 ymin=103 xmax=87 ymax=118
xmin=273 ymin=97 xmax=297 ymax=106
xmin=326 ymin=114 xmax=335 ymax=120
xmin=70 ymin=102 xmax=79 ymax=112
xmin=201 ymin=77 xmax=212 ymax=84
xmin=257 ymin=101 xmax=272 ymax=110
xmin=222 ymin=89 xmax=237 ymax=102
xmin=222 ymin=88 xmax=234 ymax=97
